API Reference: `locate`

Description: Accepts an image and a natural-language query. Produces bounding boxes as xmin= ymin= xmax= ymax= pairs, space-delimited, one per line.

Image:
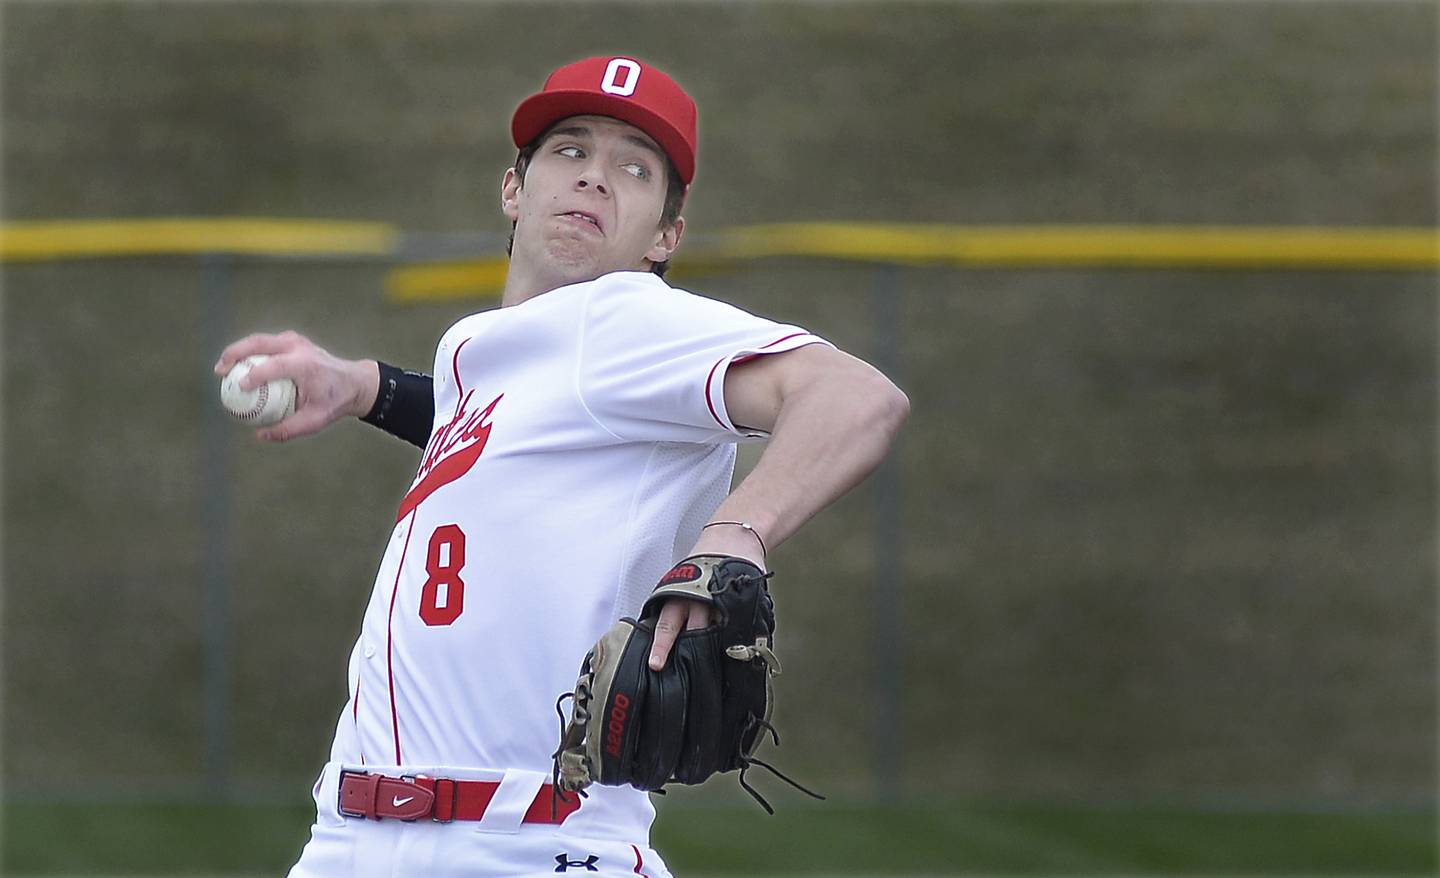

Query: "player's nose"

xmin=574 ymin=164 xmax=610 ymax=197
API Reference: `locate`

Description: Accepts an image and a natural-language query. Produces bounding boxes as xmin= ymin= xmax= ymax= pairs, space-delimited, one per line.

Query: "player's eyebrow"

xmin=619 ymin=134 xmax=665 ymax=165
xmin=544 ymin=125 xmax=593 ymax=145
xmin=544 ymin=125 xmax=665 ymax=166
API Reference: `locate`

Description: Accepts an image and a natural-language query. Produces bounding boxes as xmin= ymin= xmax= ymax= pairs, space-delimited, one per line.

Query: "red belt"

xmin=337 ymin=770 xmax=581 ymax=824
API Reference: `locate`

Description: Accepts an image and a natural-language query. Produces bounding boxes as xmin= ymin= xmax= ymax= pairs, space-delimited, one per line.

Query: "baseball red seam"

xmin=248 ymin=383 xmax=269 ymax=419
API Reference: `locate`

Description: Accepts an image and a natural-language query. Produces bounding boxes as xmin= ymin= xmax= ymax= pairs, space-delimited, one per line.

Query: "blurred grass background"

xmin=4 ymin=800 xmax=1436 ymax=874
xmin=2 ymin=0 xmax=1435 ymax=874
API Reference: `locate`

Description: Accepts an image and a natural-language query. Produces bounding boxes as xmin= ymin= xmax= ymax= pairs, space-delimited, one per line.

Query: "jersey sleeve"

xmin=577 ymin=277 xmax=832 ymax=443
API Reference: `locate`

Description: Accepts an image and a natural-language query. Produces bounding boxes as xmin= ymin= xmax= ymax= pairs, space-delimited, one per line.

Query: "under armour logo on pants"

xmin=555 ymin=853 xmax=600 ymax=872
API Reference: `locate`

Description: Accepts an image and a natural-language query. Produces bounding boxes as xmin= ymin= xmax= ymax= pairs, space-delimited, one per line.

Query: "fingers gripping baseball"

xmin=648 ymin=598 xmax=711 ymax=670
xmin=214 ymin=331 xmax=378 ymax=442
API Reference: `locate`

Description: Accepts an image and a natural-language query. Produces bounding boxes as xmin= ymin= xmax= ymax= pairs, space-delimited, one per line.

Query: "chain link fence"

xmin=3 ymin=236 xmax=1433 ymax=809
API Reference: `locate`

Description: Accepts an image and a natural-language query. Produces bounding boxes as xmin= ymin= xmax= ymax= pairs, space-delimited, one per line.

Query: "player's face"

xmin=501 ymin=116 xmax=683 ymax=287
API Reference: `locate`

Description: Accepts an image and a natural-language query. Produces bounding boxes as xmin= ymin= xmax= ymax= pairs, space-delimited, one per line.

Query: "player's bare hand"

xmin=214 ymin=331 xmax=379 ymax=442
xmin=648 ymin=598 xmax=711 ymax=671
xmin=646 ymin=524 xmax=770 ymax=669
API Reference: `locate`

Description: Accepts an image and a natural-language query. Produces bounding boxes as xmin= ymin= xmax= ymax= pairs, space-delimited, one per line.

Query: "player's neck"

xmin=499 ymin=261 xmax=566 ymax=308
xmin=500 ymin=260 xmax=654 ymax=307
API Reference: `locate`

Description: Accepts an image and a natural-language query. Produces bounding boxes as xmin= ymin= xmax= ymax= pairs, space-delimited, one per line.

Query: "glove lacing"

xmin=734 ymin=717 xmax=825 ymax=815
xmin=549 ymin=692 xmax=588 ymax=819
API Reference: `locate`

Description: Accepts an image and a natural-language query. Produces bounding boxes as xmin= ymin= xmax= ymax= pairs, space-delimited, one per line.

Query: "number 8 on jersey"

xmin=420 ymin=525 xmax=466 ymax=626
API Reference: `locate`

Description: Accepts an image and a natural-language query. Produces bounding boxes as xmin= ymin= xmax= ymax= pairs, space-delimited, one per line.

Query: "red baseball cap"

xmin=511 ymin=56 xmax=698 ymax=185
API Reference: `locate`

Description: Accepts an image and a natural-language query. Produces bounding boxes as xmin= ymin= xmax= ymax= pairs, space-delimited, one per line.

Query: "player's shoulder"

xmin=433 ymin=307 xmax=496 ymax=362
xmin=587 ymin=270 xmax=760 ymax=322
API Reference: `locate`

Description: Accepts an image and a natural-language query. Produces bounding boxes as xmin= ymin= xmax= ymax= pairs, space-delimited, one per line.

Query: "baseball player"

xmin=215 ymin=56 xmax=908 ymax=877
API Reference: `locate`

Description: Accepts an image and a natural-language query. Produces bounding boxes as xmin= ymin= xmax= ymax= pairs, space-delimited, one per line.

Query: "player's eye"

xmin=621 ymin=162 xmax=650 ymax=180
xmin=557 ymin=145 xmax=585 ymax=159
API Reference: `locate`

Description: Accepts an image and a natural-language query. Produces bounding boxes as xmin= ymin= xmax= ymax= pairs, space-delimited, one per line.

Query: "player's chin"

xmin=541 ymin=241 xmax=613 ymax=279
xmin=544 ymin=234 xmax=599 ymax=258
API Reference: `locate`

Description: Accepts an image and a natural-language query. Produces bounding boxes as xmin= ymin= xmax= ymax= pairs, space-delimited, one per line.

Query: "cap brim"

xmin=511 ymin=90 xmax=695 ymax=185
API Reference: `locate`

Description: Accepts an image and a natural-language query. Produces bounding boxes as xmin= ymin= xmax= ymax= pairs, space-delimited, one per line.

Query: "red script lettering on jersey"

xmin=397 ymin=391 xmax=503 ymax=521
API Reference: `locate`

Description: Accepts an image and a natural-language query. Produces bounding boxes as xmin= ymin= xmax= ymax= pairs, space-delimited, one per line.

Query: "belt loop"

xmin=475 ymin=768 xmax=547 ymax=834
xmin=432 ymin=778 xmax=456 ymax=823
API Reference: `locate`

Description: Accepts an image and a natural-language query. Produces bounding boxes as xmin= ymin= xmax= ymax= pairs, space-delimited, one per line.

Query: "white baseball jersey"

xmin=318 ymin=270 xmax=829 ymax=845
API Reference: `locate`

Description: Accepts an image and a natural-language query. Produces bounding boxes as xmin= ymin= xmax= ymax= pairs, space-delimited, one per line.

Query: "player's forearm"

xmin=346 ymin=359 xmax=382 ymax=417
xmin=696 ymin=371 xmax=909 ymax=561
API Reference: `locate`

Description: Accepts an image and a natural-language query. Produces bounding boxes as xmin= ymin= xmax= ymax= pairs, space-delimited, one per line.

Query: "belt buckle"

xmin=337 ymin=770 xmax=381 ymax=820
xmin=388 ymin=771 xmax=432 ymax=817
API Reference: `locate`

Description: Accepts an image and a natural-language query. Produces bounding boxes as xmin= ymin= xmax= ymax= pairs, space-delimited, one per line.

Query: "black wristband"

xmin=362 ymin=361 xmax=435 ymax=450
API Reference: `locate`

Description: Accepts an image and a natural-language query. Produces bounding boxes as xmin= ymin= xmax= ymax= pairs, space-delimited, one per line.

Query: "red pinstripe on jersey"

xmin=353 ymin=676 xmax=364 ymax=765
xmin=703 ymin=359 xmax=727 ymax=427
xmin=386 ymin=514 xmax=419 ymax=764
xmin=703 ymin=332 xmax=818 ymax=428
xmin=451 ymin=337 xmax=470 ymax=397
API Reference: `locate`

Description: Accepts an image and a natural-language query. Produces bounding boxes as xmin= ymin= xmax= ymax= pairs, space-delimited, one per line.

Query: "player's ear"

xmin=646 ymin=216 xmax=684 ymax=265
xmin=501 ymin=168 xmax=522 ymax=221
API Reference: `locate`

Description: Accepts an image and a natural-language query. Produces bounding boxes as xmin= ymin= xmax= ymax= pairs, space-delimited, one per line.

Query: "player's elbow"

xmin=780 ymin=347 xmax=910 ymax=442
xmin=887 ymin=381 xmax=911 ymax=432
xmin=822 ymin=354 xmax=910 ymax=442
xmin=868 ymin=374 xmax=910 ymax=443
xmin=832 ymin=361 xmax=909 ymax=444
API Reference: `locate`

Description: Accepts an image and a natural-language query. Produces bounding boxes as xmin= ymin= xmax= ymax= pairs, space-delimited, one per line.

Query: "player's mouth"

xmin=558 ymin=211 xmax=604 ymax=235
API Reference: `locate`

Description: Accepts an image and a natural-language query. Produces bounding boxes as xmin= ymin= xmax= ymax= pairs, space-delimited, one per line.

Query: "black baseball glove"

xmin=552 ymin=555 xmax=819 ymax=812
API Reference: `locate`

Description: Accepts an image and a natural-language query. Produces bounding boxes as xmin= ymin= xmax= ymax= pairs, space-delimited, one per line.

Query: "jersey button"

xmin=363 ymin=644 xmax=376 ymax=659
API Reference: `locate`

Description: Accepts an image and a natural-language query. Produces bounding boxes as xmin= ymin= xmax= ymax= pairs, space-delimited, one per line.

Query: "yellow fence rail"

xmin=0 ymin=218 xmax=396 ymax=260
xmin=2 ymin=219 xmax=1435 ymax=301
xmin=389 ymin=223 xmax=1440 ymax=301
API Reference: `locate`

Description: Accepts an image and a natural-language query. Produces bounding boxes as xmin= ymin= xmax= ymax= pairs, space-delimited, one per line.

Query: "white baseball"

xmin=220 ymin=355 xmax=297 ymax=427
